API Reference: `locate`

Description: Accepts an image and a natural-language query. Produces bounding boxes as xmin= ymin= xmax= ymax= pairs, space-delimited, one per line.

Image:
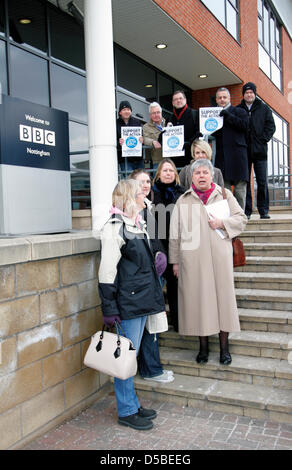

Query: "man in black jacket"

xmin=213 ymin=87 xmax=249 ymax=210
xmin=238 ymin=83 xmax=275 ymax=219
xmin=168 ymin=90 xmax=199 ymax=169
xmin=116 ymin=100 xmax=144 ymax=176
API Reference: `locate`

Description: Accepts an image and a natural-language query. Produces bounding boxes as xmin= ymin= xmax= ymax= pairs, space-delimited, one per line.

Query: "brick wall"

xmin=154 ymin=0 xmax=292 ymax=187
xmin=0 ymin=234 xmax=107 ymax=449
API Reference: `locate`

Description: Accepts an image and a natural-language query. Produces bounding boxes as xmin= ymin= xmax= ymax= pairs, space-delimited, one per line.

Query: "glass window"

xmin=0 ymin=0 xmax=5 ymax=37
xmin=158 ymin=73 xmax=173 ymax=112
xmin=50 ymin=8 xmax=85 ymax=71
xmin=69 ymin=121 xmax=89 ymax=153
xmin=10 ymin=45 xmax=49 ymax=105
xmin=201 ymin=0 xmax=239 ymax=41
xmin=115 ymin=47 xmax=156 ymax=101
xmin=258 ymin=43 xmax=270 ymax=77
xmin=51 ymin=63 xmax=87 ymax=122
xmin=8 ymin=0 xmax=47 ymax=54
xmin=0 ymin=39 xmax=7 ymax=94
xmin=258 ymin=1 xmax=282 ymax=90
xmin=226 ymin=1 xmax=237 ymax=40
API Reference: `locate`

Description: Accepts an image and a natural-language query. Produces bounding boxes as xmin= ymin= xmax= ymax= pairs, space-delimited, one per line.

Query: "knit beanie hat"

xmin=119 ymin=100 xmax=132 ymax=112
xmin=242 ymin=82 xmax=257 ymax=95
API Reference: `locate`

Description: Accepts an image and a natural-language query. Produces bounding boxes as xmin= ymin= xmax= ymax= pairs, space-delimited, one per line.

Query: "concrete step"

xmin=159 ymin=330 xmax=292 ymax=360
xmin=234 ymin=272 xmax=292 ymax=292
xmin=134 ymin=373 xmax=292 ymax=424
xmin=241 ymin=230 xmax=292 ymax=243
xmin=235 ymin=257 xmax=292 ymax=273
xmin=157 ymin=348 xmax=292 ymax=390
xmin=238 ymin=308 xmax=292 ymax=334
xmin=244 ymin=243 xmax=292 ymax=257
xmin=245 ymin=218 xmax=292 ymax=232
xmin=235 ymin=288 xmax=292 ymax=312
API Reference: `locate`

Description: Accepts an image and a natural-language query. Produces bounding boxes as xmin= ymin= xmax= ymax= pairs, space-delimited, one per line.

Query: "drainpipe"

xmin=84 ymin=0 xmax=118 ymax=232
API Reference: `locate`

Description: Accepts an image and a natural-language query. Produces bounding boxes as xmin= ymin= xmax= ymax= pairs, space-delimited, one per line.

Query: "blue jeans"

xmin=114 ymin=316 xmax=147 ymax=417
xmin=138 ymin=276 xmax=164 ymax=378
xmin=246 ymin=160 xmax=269 ymax=216
xmin=138 ymin=330 xmax=163 ymax=378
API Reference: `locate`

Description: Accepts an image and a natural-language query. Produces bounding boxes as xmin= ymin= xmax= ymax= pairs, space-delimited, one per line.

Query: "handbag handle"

xmin=95 ymin=321 xmax=127 ymax=358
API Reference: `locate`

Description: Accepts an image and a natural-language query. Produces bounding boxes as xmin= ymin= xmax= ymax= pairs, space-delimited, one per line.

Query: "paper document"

xmin=205 ymin=199 xmax=230 ymax=239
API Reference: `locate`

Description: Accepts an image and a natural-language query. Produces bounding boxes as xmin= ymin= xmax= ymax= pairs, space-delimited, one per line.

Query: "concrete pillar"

xmin=84 ymin=0 xmax=118 ymax=231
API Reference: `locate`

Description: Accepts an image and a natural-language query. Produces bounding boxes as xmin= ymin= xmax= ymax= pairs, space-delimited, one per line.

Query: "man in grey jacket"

xmin=143 ymin=102 xmax=165 ymax=171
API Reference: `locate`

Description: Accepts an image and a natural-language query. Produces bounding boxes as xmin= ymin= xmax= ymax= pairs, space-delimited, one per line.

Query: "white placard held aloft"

xmin=200 ymin=107 xmax=223 ymax=136
xmin=121 ymin=127 xmax=142 ymax=157
xmin=162 ymin=125 xmax=185 ymax=158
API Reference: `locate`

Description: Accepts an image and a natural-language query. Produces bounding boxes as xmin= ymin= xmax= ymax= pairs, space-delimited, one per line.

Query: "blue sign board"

xmin=0 ymin=95 xmax=69 ymax=171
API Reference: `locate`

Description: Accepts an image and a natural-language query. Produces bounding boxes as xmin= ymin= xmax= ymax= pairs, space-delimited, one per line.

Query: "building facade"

xmin=0 ymin=0 xmax=291 ymax=211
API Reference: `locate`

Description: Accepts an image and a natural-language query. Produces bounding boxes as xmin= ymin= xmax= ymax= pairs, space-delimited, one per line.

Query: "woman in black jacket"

xmin=152 ymin=158 xmax=185 ymax=331
xmin=130 ymin=169 xmax=174 ymax=384
xmin=98 ymin=179 xmax=165 ymax=431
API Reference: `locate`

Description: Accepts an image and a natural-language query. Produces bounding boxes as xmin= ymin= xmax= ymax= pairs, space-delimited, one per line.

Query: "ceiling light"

xmin=145 ymin=84 xmax=153 ymax=88
xmin=155 ymin=43 xmax=167 ymax=49
xmin=198 ymin=74 xmax=208 ymax=79
xmin=19 ymin=18 xmax=32 ymax=24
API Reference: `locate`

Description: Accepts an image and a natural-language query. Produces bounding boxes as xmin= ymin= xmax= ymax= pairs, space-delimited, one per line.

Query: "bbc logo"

xmin=19 ymin=124 xmax=56 ymax=147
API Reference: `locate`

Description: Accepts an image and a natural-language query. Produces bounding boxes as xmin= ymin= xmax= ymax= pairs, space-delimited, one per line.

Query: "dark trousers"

xmin=138 ymin=330 xmax=163 ymax=378
xmin=245 ymin=159 xmax=269 ymax=216
xmin=164 ymin=264 xmax=178 ymax=332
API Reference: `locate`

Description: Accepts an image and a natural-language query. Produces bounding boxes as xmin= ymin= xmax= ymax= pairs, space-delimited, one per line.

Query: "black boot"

xmin=196 ymin=336 xmax=209 ymax=364
xmin=219 ymin=331 xmax=232 ymax=365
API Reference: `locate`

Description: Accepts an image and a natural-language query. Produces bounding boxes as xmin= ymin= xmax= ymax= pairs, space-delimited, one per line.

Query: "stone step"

xmin=245 ymin=218 xmax=292 ymax=232
xmin=234 ymin=272 xmax=292 ymax=292
xmin=235 ymin=257 xmax=292 ymax=273
xmin=159 ymin=330 xmax=292 ymax=360
xmin=157 ymin=348 xmax=292 ymax=390
xmin=134 ymin=373 xmax=292 ymax=424
xmin=241 ymin=230 xmax=292 ymax=243
xmin=235 ymin=288 xmax=292 ymax=312
xmin=244 ymin=243 xmax=292 ymax=257
xmin=238 ymin=308 xmax=292 ymax=334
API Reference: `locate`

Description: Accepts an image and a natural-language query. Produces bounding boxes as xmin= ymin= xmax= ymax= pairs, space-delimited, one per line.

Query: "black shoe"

xmin=246 ymin=215 xmax=251 ymax=220
xmin=260 ymin=214 xmax=270 ymax=219
xmin=137 ymin=407 xmax=157 ymax=420
xmin=196 ymin=351 xmax=209 ymax=364
xmin=118 ymin=413 xmax=153 ymax=430
xmin=220 ymin=351 xmax=232 ymax=365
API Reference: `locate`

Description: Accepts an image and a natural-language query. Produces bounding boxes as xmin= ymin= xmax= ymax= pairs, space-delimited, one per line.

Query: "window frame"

xmin=200 ymin=0 xmax=240 ymax=42
xmin=257 ymin=0 xmax=282 ymax=90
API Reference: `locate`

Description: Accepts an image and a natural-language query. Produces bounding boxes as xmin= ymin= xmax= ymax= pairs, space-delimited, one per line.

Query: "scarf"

xmin=192 ymin=182 xmax=215 ymax=205
xmin=173 ymin=104 xmax=187 ymax=121
xmin=153 ymin=179 xmax=178 ymax=203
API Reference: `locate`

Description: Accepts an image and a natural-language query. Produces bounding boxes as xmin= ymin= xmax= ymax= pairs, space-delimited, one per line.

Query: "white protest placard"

xmin=162 ymin=125 xmax=185 ymax=158
xmin=121 ymin=127 xmax=142 ymax=157
xmin=200 ymin=107 xmax=223 ymax=135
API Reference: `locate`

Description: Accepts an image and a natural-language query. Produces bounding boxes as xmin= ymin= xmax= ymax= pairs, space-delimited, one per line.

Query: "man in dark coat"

xmin=167 ymin=90 xmax=199 ymax=169
xmin=116 ymin=100 xmax=144 ymax=176
xmin=213 ymin=87 xmax=249 ymax=210
xmin=237 ymin=82 xmax=276 ymax=219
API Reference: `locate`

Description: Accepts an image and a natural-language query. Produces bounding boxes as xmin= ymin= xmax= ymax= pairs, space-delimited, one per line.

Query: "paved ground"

xmin=23 ymin=393 xmax=292 ymax=451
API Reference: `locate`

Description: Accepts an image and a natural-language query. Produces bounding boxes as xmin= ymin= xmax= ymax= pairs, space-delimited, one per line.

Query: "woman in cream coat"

xmin=169 ymin=159 xmax=247 ymax=365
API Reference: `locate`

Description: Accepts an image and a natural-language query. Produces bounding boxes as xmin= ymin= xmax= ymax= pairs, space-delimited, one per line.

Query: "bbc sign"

xmin=0 ymin=95 xmax=69 ymax=171
xmin=19 ymin=125 xmax=56 ymax=146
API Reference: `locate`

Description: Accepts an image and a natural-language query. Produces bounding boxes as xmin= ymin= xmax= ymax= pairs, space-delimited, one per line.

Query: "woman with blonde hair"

xmin=152 ymin=158 xmax=185 ymax=331
xmin=98 ymin=179 xmax=165 ymax=430
xmin=179 ymin=139 xmax=224 ymax=189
